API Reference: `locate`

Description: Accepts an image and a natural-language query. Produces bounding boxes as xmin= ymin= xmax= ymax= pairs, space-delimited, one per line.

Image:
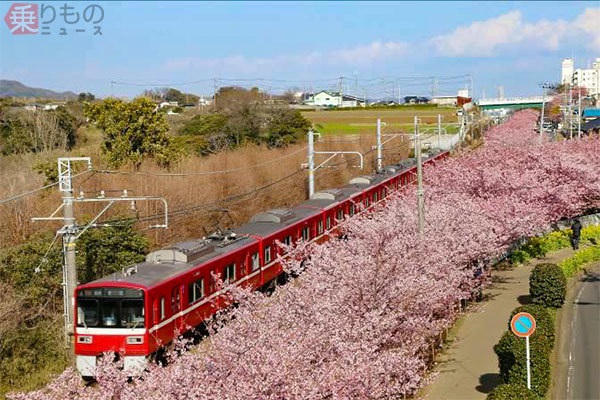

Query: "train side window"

xmin=264 ymin=246 xmax=272 ymax=264
xmin=188 ymin=279 xmax=205 ymax=304
xmin=373 ymin=192 xmax=378 ymax=202
xmin=283 ymin=235 xmax=292 ymax=246
xmin=365 ymin=197 xmax=370 ymax=207
xmin=336 ymin=208 xmax=344 ymax=221
xmin=302 ymin=226 xmax=310 ymax=241
xmin=160 ymin=297 xmax=165 ymax=320
xmin=223 ymin=263 xmax=235 ymax=284
xmin=349 ymin=203 xmax=355 ymax=216
xmin=251 ymin=252 xmax=260 ymax=271
xmin=326 ymin=216 xmax=331 ymax=230
xmin=317 ymin=220 xmax=324 ymax=235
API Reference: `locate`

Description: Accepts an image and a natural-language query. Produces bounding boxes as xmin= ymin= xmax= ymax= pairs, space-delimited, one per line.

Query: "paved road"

xmin=568 ymin=268 xmax=600 ymax=400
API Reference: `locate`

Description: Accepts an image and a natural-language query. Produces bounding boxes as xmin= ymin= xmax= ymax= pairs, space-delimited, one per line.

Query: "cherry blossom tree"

xmin=11 ymin=110 xmax=600 ymax=400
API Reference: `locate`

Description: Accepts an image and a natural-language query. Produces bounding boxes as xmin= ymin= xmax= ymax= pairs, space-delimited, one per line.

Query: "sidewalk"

xmin=422 ymin=248 xmax=576 ymax=399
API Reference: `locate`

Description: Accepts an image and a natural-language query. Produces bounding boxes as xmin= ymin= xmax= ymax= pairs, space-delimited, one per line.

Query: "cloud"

xmin=574 ymin=8 xmax=600 ymax=51
xmin=161 ymin=8 xmax=598 ymax=74
xmin=428 ymin=10 xmax=573 ymax=57
xmin=429 ymin=8 xmax=600 ymax=57
xmin=162 ymin=41 xmax=408 ymax=73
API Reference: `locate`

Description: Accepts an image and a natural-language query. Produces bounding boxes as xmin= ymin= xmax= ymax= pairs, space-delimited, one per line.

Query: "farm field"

xmin=302 ymin=106 xmax=460 ymax=135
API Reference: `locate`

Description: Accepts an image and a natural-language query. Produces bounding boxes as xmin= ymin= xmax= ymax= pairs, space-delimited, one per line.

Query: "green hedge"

xmin=558 ymin=245 xmax=600 ymax=277
xmin=529 ymin=263 xmax=566 ymax=308
xmin=494 ymin=305 xmax=555 ymax=398
xmin=487 ymin=383 xmax=541 ymax=399
xmin=509 ymin=225 xmax=600 ymax=265
xmin=508 ymin=305 xmax=555 ymax=347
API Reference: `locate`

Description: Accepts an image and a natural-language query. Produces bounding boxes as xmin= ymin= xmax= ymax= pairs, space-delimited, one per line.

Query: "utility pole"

xmin=339 ymin=77 xmax=343 ymax=108
xmin=578 ymin=90 xmax=582 ymax=138
xmin=376 ymin=118 xmax=382 ymax=172
xmin=437 ymin=114 xmax=442 ymax=148
xmin=415 ymin=116 xmax=424 ymax=236
xmin=540 ymin=86 xmax=546 ymax=144
xmin=569 ymin=84 xmax=573 ymax=139
xmin=306 ymin=130 xmax=364 ymax=198
xmin=213 ymin=78 xmax=218 ymax=110
xmin=32 ymin=157 xmax=168 ymax=348
xmin=469 ymin=74 xmax=474 ymax=99
xmin=308 ymin=129 xmax=315 ymax=198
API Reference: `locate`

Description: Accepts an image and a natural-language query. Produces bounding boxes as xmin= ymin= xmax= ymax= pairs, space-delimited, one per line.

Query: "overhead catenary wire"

xmin=0 ymin=170 xmax=92 ymax=206
xmin=94 ymin=145 xmax=308 ymax=177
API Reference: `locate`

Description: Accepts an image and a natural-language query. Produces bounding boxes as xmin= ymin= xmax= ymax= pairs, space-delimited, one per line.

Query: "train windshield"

xmin=77 ymin=287 xmax=145 ymax=329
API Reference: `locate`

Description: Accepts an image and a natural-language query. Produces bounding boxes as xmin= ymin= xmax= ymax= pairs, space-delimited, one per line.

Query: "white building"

xmin=304 ymin=91 xmax=365 ymax=108
xmin=561 ymin=57 xmax=600 ymax=97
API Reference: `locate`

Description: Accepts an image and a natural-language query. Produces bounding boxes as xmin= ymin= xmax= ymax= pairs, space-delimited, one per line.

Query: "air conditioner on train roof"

xmin=146 ymin=240 xmax=215 ymax=264
xmin=250 ymin=209 xmax=296 ymax=224
xmin=349 ymin=175 xmax=376 ymax=185
xmin=311 ymin=188 xmax=344 ymax=201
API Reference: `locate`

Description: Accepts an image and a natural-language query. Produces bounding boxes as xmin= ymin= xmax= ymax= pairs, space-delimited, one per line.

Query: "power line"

xmin=0 ymin=170 xmax=91 ymax=206
xmin=95 ymin=146 xmax=307 ymax=177
xmin=108 ymin=169 xmax=305 ymax=226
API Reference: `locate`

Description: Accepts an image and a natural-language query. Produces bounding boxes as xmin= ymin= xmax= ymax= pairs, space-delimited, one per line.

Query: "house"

xmin=198 ymin=97 xmax=212 ymax=106
xmin=582 ymin=108 xmax=600 ymax=121
xmin=580 ymin=118 xmax=600 ymax=134
xmin=23 ymin=103 xmax=61 ymax=111
xmin=403 ymin=96 xmax=430 ymax=104
xmin=159 ymin=101 xmax=179 ymax=108
xmin=431 ymin=95 xmax=458 ymax=106
xmin=369 ymin=100 xmax=398 ymax=106
xmin=304 ymin=91 xmax=365 ymax=108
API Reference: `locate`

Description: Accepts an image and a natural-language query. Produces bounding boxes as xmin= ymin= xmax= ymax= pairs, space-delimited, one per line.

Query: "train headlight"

xmin=77 ymin=335 xmax=93 ymax=344
xmin=126 ymin=336 xmax=144 ymax=344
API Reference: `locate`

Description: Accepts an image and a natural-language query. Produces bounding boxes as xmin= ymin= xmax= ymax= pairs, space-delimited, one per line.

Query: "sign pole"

xmin=510 ymin=312 xmax=536 ymax=391
xmin=526 ymin=336 xmax=531 ymax=390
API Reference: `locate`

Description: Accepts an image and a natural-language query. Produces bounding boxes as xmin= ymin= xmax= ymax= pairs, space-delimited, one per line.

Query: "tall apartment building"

xmin=561 ymin=57 xmax=600 ymax=98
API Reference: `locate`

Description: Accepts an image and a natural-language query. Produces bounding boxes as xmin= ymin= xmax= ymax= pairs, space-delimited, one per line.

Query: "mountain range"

xmin=0 ymin=80 xmax=78 ymax=100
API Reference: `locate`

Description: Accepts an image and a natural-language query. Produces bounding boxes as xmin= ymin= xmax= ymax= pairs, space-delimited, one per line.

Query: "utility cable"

xmin=0 ymin=170 xmax=92 ymax=205
xmin=94 ymin=146 xmax=307 ymax=177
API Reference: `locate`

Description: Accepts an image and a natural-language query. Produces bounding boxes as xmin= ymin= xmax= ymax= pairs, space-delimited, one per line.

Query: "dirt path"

xmin=422 ymin=248 xmax=576 ymax=399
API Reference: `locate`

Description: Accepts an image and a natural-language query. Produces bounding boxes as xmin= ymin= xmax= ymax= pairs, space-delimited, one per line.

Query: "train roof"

xmin=81 ymin=152 xmax=444 ymax=291
xmin=83 ymin=233 xmax=257 ymax=288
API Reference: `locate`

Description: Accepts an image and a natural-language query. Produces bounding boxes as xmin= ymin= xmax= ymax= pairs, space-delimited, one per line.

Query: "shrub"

xmin=495 ymin=305 xmax=555 ymax=398
xmin=529 ymin=263 xmax=566 ymax=308
xmin=487 ymin=383 xmax=541 ymax=400
xmin=84 ymin=97 xmax=181 ymax=167
xmin=558 ymin=245 xmax=600 ymax=277
xmin=508 ymin=305 xmax=555 ymax=347
xmin=493 ymin=331 xmax=551 ymax=398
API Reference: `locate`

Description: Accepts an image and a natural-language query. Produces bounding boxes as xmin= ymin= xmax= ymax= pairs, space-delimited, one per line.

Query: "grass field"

xmin=302 ymin=107 xmax=460 ymax=135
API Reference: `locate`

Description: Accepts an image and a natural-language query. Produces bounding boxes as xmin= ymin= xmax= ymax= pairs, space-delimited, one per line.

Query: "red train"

xmin=74 ymin=150 xmax=449 ymax=376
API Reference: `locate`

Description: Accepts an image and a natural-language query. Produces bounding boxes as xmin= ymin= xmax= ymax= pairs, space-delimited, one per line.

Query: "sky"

xmin=1 ymin=1 xmax=599 ymax=100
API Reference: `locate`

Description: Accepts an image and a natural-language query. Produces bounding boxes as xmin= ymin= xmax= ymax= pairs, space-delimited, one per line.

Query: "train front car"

xmin=75 ymin=284 xmax=149 ymax=377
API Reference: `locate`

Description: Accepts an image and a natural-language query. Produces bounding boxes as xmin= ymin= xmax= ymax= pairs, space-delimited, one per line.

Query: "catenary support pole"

xmin=415 ymin=116 xmax=424 ymax=235
xmin=540 ymin=87 xmax=546 ymax=144
xmin=376 ymin=118 xmax=382 ymax=172
xmin=308 ymin=129 xmax=315 ymax=198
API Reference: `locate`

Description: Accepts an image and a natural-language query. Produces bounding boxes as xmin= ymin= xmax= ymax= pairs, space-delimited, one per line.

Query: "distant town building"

xmin=561 ymin=57 xmax=600 ymax=98
xmin=403 ymin=96 xmax=429 ymax=104
xmin=24 ymin=103 xmax=61 ymax=111
xmin=198 ymin=97 xmax=212 ymax=106
xmin=430 ymin=89 xmax=472 ymax=107
xmin=304 ymin=91 xmax=365 ymax=108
